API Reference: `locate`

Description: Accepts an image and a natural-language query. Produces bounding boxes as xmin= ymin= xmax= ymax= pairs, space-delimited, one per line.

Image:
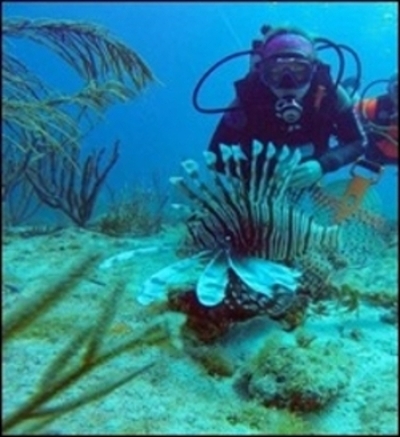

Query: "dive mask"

xmin=259 ymin=56 xmax=315 ymax=89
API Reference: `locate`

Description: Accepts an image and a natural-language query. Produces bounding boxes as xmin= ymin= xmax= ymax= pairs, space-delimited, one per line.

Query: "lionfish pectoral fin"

xmin=228 ymin=255 xmax=301 ymax=297
xmin=196 ymin=249 xmax=229 ymax=306
xmin=137 ymin=250 xmax=213 ymax=305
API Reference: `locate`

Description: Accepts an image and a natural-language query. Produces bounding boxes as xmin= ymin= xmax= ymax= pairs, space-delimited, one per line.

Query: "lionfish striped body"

xmin=137 ymin=141 xmax=343 ymax=341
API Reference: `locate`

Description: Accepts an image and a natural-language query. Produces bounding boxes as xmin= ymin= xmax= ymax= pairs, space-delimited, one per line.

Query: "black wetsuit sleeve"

xmin=318 ymin=86 xmax=367 ymax=173
xmin=208 ymin=101 xmax=251 ymax=173
xmin=209 ymin=115 xmax=244 ymax=153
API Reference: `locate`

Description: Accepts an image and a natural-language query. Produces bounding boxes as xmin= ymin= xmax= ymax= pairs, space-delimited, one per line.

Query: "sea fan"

xmin=137 ymin=141 xmax=342 ymax=314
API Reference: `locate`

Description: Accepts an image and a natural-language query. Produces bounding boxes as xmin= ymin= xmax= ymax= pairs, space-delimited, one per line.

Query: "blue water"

xmin=3 ymin=2 xmax=398 ymax=219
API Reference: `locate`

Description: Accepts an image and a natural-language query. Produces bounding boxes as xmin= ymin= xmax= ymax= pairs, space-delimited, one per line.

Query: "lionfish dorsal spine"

xmin=249 ymin=140 xmax=264 ymax=204
xmin=203 ymin=150 xmax=248 ymax=249
xmin=170 ymin=171 xmax=231 ymax=238
xmin=264 ymin=146 xmax=301 ymax=200
xmin=255 ymin=142 xmax=276 ymax=205
xmin=231 ymin=144 xmax=247 ymax=179
xmin=218 ymin=145 xmax=245 ymax=210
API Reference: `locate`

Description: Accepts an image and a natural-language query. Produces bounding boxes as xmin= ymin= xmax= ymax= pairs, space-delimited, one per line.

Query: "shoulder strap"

xmin=309 ymin=63 xmax=336 ymax=111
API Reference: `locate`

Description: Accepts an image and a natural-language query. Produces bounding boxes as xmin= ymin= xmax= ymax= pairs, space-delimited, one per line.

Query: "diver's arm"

xmin=208 ymin=99 xmax=250 ymax=172
xmin=318 ymin=86 xmax=366 ymax=173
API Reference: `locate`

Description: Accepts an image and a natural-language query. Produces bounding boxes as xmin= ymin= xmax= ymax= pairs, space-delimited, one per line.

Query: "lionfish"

xmin=137 ymin=141 xmax=344 ymax=341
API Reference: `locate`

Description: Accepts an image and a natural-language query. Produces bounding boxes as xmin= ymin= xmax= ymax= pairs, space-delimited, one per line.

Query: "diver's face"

xmin=259 ymin=55 xmax=314 ymax=100
xmin=269 ymin=82 xmax=311 ymax=100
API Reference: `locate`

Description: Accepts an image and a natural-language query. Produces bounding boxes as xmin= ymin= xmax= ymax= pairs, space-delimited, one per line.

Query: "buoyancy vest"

xmin=359 ymin=95 xmax=398 ymax=159
xmin=230 ymin=62 xmax=339 ymax=156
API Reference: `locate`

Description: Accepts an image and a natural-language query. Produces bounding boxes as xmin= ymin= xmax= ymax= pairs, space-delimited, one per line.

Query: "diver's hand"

xmin=289 ymin=160 xmax=323 ymax=188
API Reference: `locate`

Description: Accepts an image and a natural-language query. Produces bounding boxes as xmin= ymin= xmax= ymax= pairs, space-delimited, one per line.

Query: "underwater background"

xmin=2 ymin=2 xmax=398 ymax=436
xmin=2 ymin=1 xmax=398 ymax=220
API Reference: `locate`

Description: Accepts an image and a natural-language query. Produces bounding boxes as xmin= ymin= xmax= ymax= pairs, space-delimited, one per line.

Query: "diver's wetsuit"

xmin=208 ymin=63 xmax=366 ymax=178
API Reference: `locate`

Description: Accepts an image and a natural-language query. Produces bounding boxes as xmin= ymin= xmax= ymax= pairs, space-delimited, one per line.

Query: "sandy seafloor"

xmin=2 ymin=223 xmax=398 ymax=435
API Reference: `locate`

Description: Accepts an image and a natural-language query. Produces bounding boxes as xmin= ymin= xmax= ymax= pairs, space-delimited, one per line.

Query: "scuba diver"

xmin=356 ymin=73 xmax=398 ymax=166
xmin=193 ymin=25 xmax=366 ymax=189
xmin=332 ymin=73 xmax=398 ymax=223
